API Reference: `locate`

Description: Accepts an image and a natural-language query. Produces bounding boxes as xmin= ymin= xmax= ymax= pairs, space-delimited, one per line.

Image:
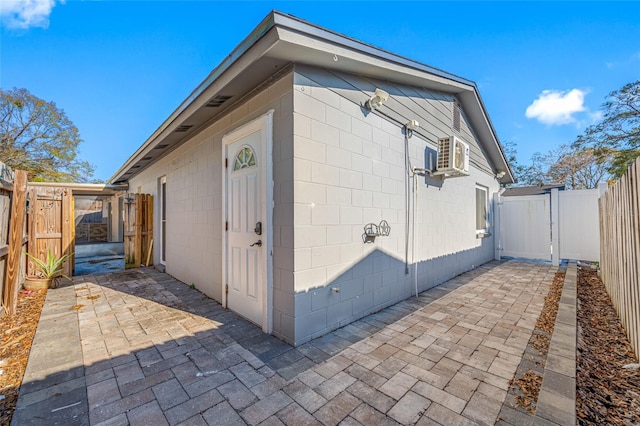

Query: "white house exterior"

xmin=110 ymin=11 xmax=514 ymax=346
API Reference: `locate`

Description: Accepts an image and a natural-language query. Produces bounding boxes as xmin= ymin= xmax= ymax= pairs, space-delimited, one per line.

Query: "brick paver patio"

xmin=13 ymin=260 xmax=558 ymax=425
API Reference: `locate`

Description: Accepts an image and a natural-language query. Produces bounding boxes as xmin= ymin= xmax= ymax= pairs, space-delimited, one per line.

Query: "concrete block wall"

xmin=291 ymin=67 xmax=499 ymax=345
xmin=128 ymin=72 xmax=294 ymax=341
xmin=126 ymin=64 xmax=500 ymax=346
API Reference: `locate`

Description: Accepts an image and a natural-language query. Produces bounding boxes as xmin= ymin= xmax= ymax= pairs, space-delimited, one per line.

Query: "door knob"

xmin=250 ymin=240 xmax=262 ymax=247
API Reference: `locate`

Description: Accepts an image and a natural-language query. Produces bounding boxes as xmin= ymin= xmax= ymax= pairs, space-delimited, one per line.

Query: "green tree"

xmin=0 ymin=87 xmax=94 ymax=182
xmin=574 ymin=80 xmax=640 ymax=178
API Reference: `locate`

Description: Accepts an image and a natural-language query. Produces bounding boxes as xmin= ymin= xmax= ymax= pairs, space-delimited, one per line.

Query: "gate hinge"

xmin=225 ymin=221 xmax=228 ymax=231
xmin=225 ymin=284 xmax=229 ymax=294
xmin=225 ymin=158 xmax=228 ymax=168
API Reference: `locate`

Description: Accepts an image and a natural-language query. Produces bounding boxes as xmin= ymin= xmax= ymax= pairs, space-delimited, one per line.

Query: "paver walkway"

xmin=13 ymin=260 xmax=558 ymax=425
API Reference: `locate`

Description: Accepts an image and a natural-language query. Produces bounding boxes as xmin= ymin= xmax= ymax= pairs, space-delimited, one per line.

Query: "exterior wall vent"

xmin=453 ymin=102 xmax=461 ymax=132
xmin=175 ymin=125 xmax=193 ymax=133
xmin=206 ymin=95 xmax=233 ymax=107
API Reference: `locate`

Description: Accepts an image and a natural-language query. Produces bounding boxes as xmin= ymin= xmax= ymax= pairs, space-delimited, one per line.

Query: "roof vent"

xmin=206 ymin=95 xmax=232 ymax=107
xmin=153 ymin=144 xmax=169 ymax=150
xmin=141 ymin=156 xmax=152 ymax=161
xmin=453 ymin=102 xmax=461 ymax=132
xmin=175 ymin=125 xmax=193 ymax=133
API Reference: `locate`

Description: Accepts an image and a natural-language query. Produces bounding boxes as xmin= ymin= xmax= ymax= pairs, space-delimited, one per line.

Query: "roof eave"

xmin=110 ymin=10 xmax=514 ymax=184
xmin=108 ymin=12 xmax=279 ymax=184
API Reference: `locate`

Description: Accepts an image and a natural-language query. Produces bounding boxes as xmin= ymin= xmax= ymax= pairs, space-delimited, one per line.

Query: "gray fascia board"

xmin=471 ymin=90 xmax=515 ymax=183
xmin=463 ymin=91 xmax=515 ymax=183
xmin=27 ymin=181 xmax=128 ymax=195
xmin=271 ymin=12 xmax=474 ymax=88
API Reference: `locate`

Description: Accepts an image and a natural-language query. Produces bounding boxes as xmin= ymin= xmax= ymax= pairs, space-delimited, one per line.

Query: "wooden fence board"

xmin=0 ymin=193 xmax=10 ymax=313
xmin=600 ymin=158 xmax=640 ymax=357
xmin=4 ymin=170 xmax=27 ymax=316
xmin=62 ymin=188 xmax=73 ymax=277
xmin=123 ymin=194 xmax=136 ymax=267
xmin=123 ymin=193 xmax=153 ymax=269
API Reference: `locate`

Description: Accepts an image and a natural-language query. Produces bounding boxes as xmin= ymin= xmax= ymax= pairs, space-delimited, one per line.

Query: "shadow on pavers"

xmin=12 ymin=260 xmax=507 ymax=425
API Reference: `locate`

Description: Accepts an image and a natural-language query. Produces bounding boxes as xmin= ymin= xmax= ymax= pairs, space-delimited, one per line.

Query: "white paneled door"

xmin=225 ymin=124 xmax=266 ymax=327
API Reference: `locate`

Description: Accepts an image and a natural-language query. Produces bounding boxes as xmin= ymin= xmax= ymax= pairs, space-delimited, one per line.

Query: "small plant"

xmin=189 ymin=283 xmax=196 ymax=289
xmin=25 ymin=249 xmax=73 ymax=288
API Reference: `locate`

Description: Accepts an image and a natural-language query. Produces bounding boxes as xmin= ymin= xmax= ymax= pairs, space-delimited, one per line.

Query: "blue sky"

xmin=2 ymin=1 xmax=639 ymax=181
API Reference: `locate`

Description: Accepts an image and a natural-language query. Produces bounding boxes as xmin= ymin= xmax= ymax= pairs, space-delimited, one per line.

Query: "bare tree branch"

xmin=0 ymin=88 xmax=94 ymax=182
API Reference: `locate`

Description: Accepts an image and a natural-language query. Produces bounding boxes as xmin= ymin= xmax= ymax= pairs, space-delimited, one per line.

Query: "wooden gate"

xmin=123 ymin=193 xmax=153 ymax=268
xmin=26 ymin=186 xmax=74 ymax=277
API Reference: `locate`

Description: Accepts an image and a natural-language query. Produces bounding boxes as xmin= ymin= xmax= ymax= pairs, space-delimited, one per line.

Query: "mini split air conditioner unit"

xmin=432 ymin=135 xmax=470 ymax=178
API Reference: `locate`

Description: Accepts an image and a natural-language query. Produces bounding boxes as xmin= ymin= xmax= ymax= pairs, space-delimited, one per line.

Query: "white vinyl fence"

xmin=498 ymin=194 xmax=551 ymax=261
xmin=496 ymin=185 xmax=605 ymax=265
xmin=557 ymin=188 xmax=602 ymax=261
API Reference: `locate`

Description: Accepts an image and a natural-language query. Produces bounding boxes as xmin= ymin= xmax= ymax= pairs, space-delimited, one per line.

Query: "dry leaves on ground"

xmin=577 ymin=268 xmax=640 ymax=425
xmin=0 ymin=289 xmax=46 ymax=425
xmin=509 ymin=271 xmax=565 ymax=413
xmin=512 ymin=369 xmax=544 ymax=413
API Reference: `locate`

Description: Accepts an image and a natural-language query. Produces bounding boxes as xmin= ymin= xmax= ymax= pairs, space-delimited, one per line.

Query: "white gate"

xmin=497 ymin=186 xmax=605 ymax=265
xmin=499 ymin=194 xmax=551 ymax=261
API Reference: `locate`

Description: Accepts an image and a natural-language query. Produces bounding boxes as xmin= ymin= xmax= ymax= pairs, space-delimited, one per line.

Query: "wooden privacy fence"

xmin=0 ymin=163 xmax=28 ymax=316
xmin=599 ymin=157 xmax=640 ymax=357
xmin=123 ymin=193 xmax=153 ymax=268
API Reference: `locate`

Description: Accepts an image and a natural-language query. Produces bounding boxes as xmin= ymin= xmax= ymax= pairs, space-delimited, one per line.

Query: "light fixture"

xmin=404 ymin=119 xmax=419 ymax=139
xmin=496 ymin=170 xmax=506 ymax=179
xmin=404 ymin=120 xmax=420 ymax=130
xmin=365 ymin=88 xmax=389 ymax=110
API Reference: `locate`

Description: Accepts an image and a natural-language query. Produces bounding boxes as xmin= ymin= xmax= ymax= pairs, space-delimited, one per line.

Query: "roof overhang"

xmin=28 ymin=182 xmax=128 ymax=197
xmin=110 ymin=11 xmax=514 ymax=184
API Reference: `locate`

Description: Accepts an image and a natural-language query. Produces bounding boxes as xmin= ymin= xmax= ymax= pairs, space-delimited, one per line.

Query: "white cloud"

xmin=525 ymin=89 xmax=587 ymax=126
xmin=604 ymin=52 xmax=640 ymax=69
xmin=0 ymin=0 xmax=63 ymax=30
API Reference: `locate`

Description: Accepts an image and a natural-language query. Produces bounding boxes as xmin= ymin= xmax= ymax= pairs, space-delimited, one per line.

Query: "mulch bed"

xmin=0 ymin=289 xmax=46 ymax=425
xmin=576 ymin=268 xmax=640 ymax=425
